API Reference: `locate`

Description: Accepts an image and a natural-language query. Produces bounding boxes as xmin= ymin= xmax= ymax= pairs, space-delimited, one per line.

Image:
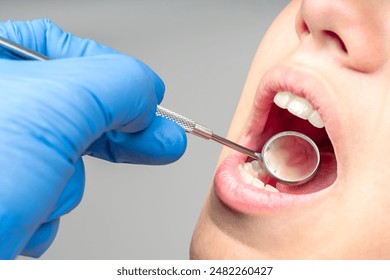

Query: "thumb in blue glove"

xmin=0 ymin=19 xmax=186 ymax=259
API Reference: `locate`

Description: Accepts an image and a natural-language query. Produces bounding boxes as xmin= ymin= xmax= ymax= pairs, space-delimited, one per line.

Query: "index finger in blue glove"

xmin=1 ymin=53 xmax=166 ymax=156
xmin=0 ymin=19 xmax=118 ymax=58
xmin=0 ymin=19 xmax=166 ymax=108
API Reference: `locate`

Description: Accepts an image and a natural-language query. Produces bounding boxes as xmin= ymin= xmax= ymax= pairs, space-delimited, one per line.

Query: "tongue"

xmin=276 ymin=152 xmax=337 ymax=194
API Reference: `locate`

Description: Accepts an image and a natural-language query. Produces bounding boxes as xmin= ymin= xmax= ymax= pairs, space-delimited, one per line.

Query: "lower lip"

xmin=213 ymin=148 xmax=332 ymax=214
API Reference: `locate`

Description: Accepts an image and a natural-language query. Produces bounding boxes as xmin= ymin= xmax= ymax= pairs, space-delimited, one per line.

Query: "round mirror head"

xmin=261 ymin=131 xmax=320 ymax=185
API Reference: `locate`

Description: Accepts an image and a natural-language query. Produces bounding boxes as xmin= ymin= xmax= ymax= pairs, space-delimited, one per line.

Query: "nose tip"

xmin=295 ymin=0 xmax=386 ymax=73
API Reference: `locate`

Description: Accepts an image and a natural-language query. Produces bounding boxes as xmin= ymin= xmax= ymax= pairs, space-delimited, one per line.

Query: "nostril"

xmin=295 ymin=15 xmax=310 ymax=38
xmin=322 ymin=30 xmax=348 ymax=54
xmin=301 ymin=21 xmax=309 ymax=34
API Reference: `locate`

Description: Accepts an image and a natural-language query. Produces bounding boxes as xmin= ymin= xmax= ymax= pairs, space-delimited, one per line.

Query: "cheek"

xmin=337 ymin=81 xmax=390 ymax=179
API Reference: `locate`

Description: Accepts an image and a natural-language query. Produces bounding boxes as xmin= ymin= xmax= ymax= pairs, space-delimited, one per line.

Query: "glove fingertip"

xmin=137 ymin=116 xmax=187 ymax=165
xmin=20 ymin=219 xmax=60 ymax=258
xmin=159 ymin=118 xmax=187 ymax=164
xmin=154 ymin=73 xmax=165 ymax=104
xmin=138 ymin=61 xmax=165 ymax=104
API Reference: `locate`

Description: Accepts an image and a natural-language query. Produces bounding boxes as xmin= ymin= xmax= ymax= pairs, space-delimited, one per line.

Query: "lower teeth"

xmin=237 ymin=161 xmax=279 ymax=193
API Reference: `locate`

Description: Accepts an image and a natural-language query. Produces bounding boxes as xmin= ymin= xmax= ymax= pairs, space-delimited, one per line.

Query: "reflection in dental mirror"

xmin=261 ymin=131 xmax=320 ymax=185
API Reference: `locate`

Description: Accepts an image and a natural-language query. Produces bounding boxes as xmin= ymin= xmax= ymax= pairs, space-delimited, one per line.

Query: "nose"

xmin=295 ymin=0 xmax=386 ymax=73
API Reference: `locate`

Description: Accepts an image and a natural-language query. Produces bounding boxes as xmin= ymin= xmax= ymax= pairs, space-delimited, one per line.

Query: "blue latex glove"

xmin=0 ymin=19 xmax=186 ymax=259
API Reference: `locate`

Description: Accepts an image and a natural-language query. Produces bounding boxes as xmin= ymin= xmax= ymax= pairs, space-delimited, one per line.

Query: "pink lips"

xmin=213 ymin=66 xmax=339 ymax=214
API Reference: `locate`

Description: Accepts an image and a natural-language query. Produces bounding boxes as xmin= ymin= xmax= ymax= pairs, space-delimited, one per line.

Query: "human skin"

xmin=190 ymin=0 xmax=390 ymax=259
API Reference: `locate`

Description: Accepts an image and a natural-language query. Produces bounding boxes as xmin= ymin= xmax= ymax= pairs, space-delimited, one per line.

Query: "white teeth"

xmin=237 ymin=162 xmax=279 ymax=193
xmin=273 ymin=91 xmax=325 ymax=128
xmin=273 ymin=91 xmax=292 ymax=109
xmin=308 ymin=111 xmax=325 ymax=129
xmin=263 ymin=184 xmax=280 ymax=193
xmin=287 ymin=96 xmax=313 ymax=120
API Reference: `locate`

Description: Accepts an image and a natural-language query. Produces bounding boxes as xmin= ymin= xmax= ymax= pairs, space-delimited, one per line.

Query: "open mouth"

xmin=238 ymin=91 xmax=337 ymax=195
xmin=214 ymin=66 xmax=339 ymax=212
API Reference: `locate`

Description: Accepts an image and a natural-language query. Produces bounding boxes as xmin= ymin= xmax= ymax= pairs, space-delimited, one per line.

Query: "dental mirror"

xmin=210 ymin=130 xmax=320 ymax=185
xmin=260 ymin=131 xmax=320 ymax=185
xmin=0 ymin=36 xmax=320 ymax=186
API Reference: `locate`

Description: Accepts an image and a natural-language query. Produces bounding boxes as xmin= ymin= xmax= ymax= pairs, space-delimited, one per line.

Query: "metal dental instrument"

xmin=156 ymin=109 xmax=320 ymax=185
xmin=0 ymin=36 xmax=320 ymax=185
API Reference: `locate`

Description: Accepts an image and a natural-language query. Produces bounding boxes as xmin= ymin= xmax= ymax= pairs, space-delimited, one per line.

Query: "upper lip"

xmin=213 ymin=65 xmax=341 ymax=213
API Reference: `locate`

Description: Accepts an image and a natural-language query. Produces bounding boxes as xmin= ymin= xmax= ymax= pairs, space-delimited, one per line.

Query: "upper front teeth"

xmin=273 ymin=91 xmax=325 ymax=128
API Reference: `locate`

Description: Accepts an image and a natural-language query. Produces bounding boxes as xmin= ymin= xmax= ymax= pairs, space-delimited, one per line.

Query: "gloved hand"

xmin=0 ymin=19 xmax=186 ymax=259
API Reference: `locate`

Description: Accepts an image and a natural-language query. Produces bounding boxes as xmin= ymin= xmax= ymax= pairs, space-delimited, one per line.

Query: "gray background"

xmin=2 ymin=0 xmax=289 ymax=259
